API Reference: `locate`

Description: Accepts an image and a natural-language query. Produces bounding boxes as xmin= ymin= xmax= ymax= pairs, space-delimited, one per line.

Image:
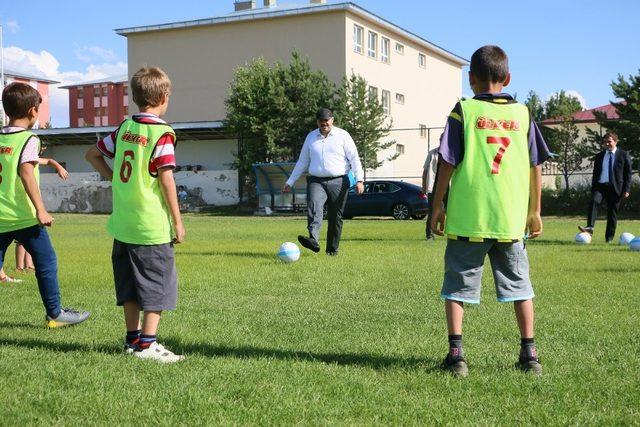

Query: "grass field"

xmin=0 ymin=214 xmax=639 ymax=424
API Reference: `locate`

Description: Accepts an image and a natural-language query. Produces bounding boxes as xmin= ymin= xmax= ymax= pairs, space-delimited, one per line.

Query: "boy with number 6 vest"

xmin=86 ymin=67 xmax=185 ymax=363
xmin=430 ymin=46 xmax=550 ymax=377
xmin=0 ymin=82 xmax=90 ymax=327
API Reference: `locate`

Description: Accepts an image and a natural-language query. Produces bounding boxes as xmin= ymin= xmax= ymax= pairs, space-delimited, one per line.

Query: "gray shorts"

xmin=112 ymin=240 xmax=178 ymax=311
xmin=441 ymin=239 xmax=534 ymax=304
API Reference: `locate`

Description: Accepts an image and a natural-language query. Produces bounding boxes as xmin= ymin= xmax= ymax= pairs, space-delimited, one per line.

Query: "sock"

xmin=520 ymin=337 xmax=537 ymax=360
xmin=448 ymin=334 xmax=463 ymax=359
xmin=139 ymin=334 xmax=157 ymax=350
xmin=126 ymin=329 xmax=141 ymax=345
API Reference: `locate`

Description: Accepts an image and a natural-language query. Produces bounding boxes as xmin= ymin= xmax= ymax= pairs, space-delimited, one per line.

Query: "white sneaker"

xmin=134 ymin=342 xmax=185 ymax=363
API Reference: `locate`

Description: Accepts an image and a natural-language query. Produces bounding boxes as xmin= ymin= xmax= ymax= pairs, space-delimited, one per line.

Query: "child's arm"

xmin=85 ymin=146 xmax=113 ymax=180
xmin=19 ymin=162 xmax=53 ymax=226
xmin=430 ymin=161 xmax=454 ymax=236
xmin=526 ymin=165 xmax=543 ymax=238
xmin=157 ymin=167 xmax=185 ymax=244
xmin=39 ymin=157 xmax=69 ymax=180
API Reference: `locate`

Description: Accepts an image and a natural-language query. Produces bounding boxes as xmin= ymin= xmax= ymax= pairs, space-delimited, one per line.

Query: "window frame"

xmin=381 ymin=90 xmax=391 ymax=114
xmin=353 ymin=24 xmax=364 ymax=54
xmin=367 ymin=31 xmax=378 ymax=59
xmin=419 ymin=53 xmax=427 ymax=68
xmin=381 ymin=37 xmax=390 ymax=63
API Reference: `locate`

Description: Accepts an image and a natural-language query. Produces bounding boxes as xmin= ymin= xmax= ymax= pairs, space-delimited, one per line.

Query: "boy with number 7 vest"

xmin=430 ymin=46 xmax=550 ymax=377
xmin=86 ymin=67 xmax=185 ymax=363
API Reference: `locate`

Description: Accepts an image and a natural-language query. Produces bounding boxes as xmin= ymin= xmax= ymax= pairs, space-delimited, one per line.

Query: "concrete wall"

xmin=40 ymin=170 xmax=239 ymax=213
xmin=125 ymin=10 xmax=347 ymax=122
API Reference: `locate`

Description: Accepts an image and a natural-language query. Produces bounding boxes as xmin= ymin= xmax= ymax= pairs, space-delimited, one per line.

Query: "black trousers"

xmin=587 ymin=183 xmax=621 ymax=241
xmin=306 ymin=175 xmax=349 ymax=253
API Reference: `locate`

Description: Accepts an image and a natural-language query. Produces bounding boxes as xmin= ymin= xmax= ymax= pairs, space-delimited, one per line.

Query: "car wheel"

xmin=411 ymin=214 xmax=426 ymax=220
xmin=392 ymin=203 xmax=410 ymax=220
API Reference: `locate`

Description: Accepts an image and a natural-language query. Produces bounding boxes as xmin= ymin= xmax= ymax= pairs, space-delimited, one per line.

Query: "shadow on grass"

xmin=0 ymin=321 xmax=42 ymax=329
xmin=0 ymin=334 xmax=441 ymax=372
xmin=0 ymin=337 xmax=119 ymax=354
xmin=163 ymin=339 xmax=441 ymax=371
xmin=186 ymin=251 xmax=275 ymax=259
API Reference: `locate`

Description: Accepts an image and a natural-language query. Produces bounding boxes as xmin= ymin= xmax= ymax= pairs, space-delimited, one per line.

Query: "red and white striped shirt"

xmin=96 ymin=113 xmax=176 ymax=174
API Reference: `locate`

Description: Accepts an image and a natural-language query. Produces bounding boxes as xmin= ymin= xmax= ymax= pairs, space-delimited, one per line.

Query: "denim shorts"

xmin=441 ymin=238 xmax=534 ymax=304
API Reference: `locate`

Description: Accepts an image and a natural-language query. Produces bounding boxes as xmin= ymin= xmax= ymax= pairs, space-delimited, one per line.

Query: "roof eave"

xmin=114 ymin=2 xmax=468 ymax=66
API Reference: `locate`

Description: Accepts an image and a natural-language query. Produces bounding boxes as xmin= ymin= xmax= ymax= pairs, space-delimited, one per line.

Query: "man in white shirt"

xmin=578 ymin=132 xmax=632 ymax=242
xmin=283 ymin=108 xmax=364 ymax=255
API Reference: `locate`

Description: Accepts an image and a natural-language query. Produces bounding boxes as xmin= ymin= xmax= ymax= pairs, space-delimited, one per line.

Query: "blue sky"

xmin=1 ymin=0 xmax=638 ymax=127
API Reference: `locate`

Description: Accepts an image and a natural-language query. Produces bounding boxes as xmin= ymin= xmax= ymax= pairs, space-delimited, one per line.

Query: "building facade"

xmin=2 ymin=68 xmax=58 ymax=127
xmin=60 ymin=75 xmax=128 ymax=127
xmin=116 ymin=0 xmax=467 ymax=182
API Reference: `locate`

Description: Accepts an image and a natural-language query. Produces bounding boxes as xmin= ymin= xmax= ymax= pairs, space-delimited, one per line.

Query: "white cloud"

xmin=3 ymin=45 xmax=127 ymax=127
xmin=546 ymin=90 xmax=589 ymax=110
xmin=5 ymin=20 xmax=20 ymax=34
xmin=74 ymin=46 xmax=118 ymax=63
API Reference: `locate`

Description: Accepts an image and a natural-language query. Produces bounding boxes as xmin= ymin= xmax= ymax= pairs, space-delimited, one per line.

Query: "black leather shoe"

xmin=297 ymin=235 xmax=320 ymax=253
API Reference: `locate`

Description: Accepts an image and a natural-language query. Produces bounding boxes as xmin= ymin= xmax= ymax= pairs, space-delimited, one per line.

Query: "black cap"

xmin=316 ymin=108 xmax=333 ymax=120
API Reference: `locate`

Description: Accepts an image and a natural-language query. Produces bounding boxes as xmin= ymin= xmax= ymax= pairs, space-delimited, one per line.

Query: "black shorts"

xmin=112 ymin=240 xmax=178 ymax=311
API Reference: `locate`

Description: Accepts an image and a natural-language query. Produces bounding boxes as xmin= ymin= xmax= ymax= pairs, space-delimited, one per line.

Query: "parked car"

xmin=343 ymin=180 xmax=428 ymax=220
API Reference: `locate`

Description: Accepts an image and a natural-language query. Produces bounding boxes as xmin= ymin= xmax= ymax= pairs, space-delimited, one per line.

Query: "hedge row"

xmin=542 ymin=183 xmax=640 ymax=217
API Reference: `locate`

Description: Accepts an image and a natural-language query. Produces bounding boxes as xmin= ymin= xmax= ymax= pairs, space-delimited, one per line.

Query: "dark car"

xmin=343 ymin=180 xmax=429 ymax=220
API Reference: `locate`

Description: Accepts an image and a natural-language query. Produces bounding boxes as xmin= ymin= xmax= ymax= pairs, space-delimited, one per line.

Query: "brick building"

xmin=60 ymin=75 xmax=128 ymax=127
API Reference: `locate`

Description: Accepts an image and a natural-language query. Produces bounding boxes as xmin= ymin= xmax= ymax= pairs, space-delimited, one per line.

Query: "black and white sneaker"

xmin=442 ymin=353 xmax=469 ymax=377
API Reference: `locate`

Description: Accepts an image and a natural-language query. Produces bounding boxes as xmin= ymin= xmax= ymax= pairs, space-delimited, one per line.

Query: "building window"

xmin=94 ymin=86 xmax=100 ymax=97
xmin=381 ymin=37 xmax=390 ymax=63
xmin=419 ymin=53 xmax=426 ymax=68
xmin=78 ymin=118 xmax=85 ymax=127
xmin=368 ymin=86 xmax=378 ymax=101
xmin=353 ymin=24 xmax=364 ymax=54
xmin=102 ymin=86 xmax=108 ymax=96
xmin=77 ymin=90 xmax=84 ymax=99
xmin=77 ymin=98 xmax=84 ymax=109
xmin=381 ymin=90 xmax=391 ymax=114
xmin=77 ymin=109 xmax=84 ymax=118
xmin=419 ymin=124 xmax=427 ymax=138
xmin=395 ymin=43 xmax=404 ymax=54
xmin=123 ymin=85 xmax=128 ymax=96
xmin=368 ymin=31 xmax=378 ymax=59
xmin=395 ymin=93 xmax=405 ymax=104
xmin=396 ymin=144 xmax=405 ymax=155
xmin=124 ymin=106 xmax=128 ymax=115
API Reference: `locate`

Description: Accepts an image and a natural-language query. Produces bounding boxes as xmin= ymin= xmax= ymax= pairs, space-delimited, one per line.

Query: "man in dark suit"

xmin=579 ymin=132 xmax=632 ymax=242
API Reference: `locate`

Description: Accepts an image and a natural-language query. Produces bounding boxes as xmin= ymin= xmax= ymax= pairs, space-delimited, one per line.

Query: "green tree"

xmin=589 ymin=70 xmax=640 ymax=159
xmin=524 ymin=90 xmax=545 ymax=122
xmin=225 ymin=52 xmax=334 ymax=195
xmin=332 ymin=73 xmax=396 ymax=173
xmin=542 ymin=90 xmax=591 ymax=190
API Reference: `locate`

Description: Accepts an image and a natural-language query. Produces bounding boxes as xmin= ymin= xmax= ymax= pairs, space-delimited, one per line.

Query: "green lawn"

xmin=0 ymin=215 xmax=638 ymax=424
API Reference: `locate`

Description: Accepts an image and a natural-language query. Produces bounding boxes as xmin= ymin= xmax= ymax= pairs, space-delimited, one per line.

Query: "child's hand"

xmin=37 ymin=210 xmax=54 ymax=227
xmin=430 ymin=205 xmax=446 ymax=236
xmin=57 ymin=167 xmax=69 ymax=180
xmin=173 ymin=222 xmax=186 ymax=244
xmin=526 ymin=212 xmax=543 ymax=239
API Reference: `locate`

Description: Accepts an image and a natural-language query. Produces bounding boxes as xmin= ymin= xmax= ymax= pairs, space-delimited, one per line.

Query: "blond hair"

xmin=130 ymin=67 xmax=172 ymax=109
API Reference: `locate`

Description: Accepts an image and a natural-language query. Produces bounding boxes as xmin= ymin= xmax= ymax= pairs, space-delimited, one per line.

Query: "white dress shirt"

xmin=286 ymin=126 xmax=364 ymax=186
xmin=598 ymin=148 xmax=617 ymax=184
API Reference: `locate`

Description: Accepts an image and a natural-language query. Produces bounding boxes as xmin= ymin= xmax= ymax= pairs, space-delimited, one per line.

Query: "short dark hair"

xmin=603 ymin=131 xmax=618 ymax=142
xmin=316 ymin=108 xmax=333 ymax=120
xmin=469 ymin=45 xmax=509 ymax=84
xmin=130 ymin=67 xmax=172 ymax=109
xmin=2 ymin=82 xmax=42 ymax=119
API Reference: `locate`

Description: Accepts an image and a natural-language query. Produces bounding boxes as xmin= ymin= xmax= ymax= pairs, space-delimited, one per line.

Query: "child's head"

xmin=2 ymin=82 xmax=42 ymax=126
xmin=468 ymin=45 xmax=510 ymax=94
xmin=130 ymin=67 xmax=172 ymax=114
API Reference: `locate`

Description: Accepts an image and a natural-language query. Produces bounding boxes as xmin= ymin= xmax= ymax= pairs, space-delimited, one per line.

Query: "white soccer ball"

xmin=575 ymin=232 xmax=592 ymax=244
xmin=619 ymin=232 xmax=635 ymax=245
xmin=629 ymin=237 xmax=640 ymax=252
xmin=278 ymin=242 xmax=300 ymax=263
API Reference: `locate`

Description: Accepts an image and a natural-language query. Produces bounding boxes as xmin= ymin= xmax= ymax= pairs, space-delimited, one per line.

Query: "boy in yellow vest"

xmin=86 ymin=67 xmax=185 ymax=363
xmin=430 ymin=46 xmax=550 ymax=377
xmin=0 ymin=82 xmax=90 ymax=327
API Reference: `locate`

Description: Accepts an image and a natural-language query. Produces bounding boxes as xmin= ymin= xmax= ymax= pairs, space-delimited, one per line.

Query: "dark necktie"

xmin=608 ymin=152 xmax=614 ymax=183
